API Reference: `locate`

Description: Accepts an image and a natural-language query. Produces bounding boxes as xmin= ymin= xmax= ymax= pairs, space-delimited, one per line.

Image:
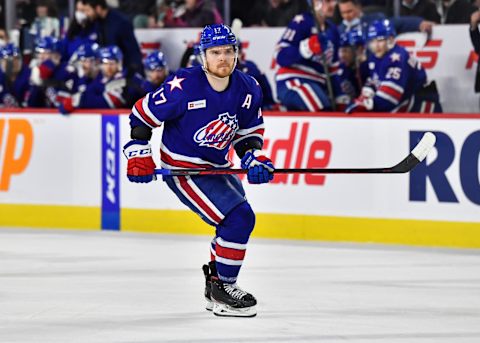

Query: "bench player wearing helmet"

xmin=346 ymin=19 xmax=442 ymax=113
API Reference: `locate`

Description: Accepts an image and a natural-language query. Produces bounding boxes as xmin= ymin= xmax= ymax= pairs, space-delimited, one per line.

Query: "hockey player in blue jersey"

xmin=58 ymin=45 xmax=143 ymax=113
xmin=274 ymin=0 xmax=341 ymax=111
xmin=141 ymin=51 xmax=170 ymax=94
xmin=71 ymin=43 xmax=100 ymax=93
xmin=187 ymin=41 xmax=277 ymax=110
xmin=336 ymin=28 xmax=367 ymax=104
xmin=346 ymin=19 xmax=442 ymax=113
xmin=27 ymin=36 xmax=78 ymax=108
xmin=0 ymin=44 xmax=30 ymax=107
xmin=123 ymin=24 xmax=274 ymax=317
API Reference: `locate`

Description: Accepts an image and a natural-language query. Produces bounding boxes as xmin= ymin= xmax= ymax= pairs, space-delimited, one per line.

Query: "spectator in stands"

xmin=261 ymin=0 xmax=309 ymax=27
xmin=164 ymin=0 xmax=223 ymax=27
xmin=0 ymin=28 xmax=8 ymax=46
xmin=77 ymin=0 xmax=143 ymax=76
xmin=338 ymin=0 xmax=434 ymax=34
xmin=398 ymin=0 xmax=441 ymax=23
xmin=29 ymin=0 xmax=60 ymax=40
xmin=118 ymin=0 xmax=156 ymax=22
xmin=469 ymin=9 xmax=480 ymax=93
xmin=439 ymin=0 xmax=477 ymax=24
xmin=62 ymin=0 xmax=98 ymax=61
xmin=231 ymin=0 xmax=268 ymax=26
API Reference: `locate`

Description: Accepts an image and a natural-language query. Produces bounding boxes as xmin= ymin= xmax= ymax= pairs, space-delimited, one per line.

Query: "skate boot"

xmin=210 ymin=277 xmax=257 ymax=317
xmin=202 ymin=261 xmax=216 ymax=311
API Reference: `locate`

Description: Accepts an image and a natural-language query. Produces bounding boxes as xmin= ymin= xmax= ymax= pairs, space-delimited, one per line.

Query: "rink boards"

xmin=0 ymin=110 xmax=479 ymax=248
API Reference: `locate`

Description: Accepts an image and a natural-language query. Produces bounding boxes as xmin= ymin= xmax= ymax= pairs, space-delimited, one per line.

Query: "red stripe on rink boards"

xmin=216 ymin=245 xmax=246 ymax=261
xmin=2 ymin=109 xmax=480 ymax=119
xmin=177 ymin=176 xmax=223 ymax=224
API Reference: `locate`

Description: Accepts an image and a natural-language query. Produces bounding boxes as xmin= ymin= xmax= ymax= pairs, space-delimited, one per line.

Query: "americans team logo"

xmin=193 ymin=112 xmax=239 ymax=150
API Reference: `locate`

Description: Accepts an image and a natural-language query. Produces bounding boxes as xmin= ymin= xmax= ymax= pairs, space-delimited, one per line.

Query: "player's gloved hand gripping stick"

xmin=123 ymin=140 xmax=157 ymax=183
xmin=153 ymin=132 xmax=436 ymax=177
xmin=240 ymin=149 xmax=275 ymax=184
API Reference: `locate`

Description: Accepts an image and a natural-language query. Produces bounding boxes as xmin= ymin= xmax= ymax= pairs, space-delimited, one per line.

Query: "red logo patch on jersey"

xmin=193 ymin=113 xmax=239 ymax=150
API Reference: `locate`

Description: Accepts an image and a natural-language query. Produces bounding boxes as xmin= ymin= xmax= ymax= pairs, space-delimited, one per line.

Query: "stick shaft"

xmin=155 ymin=167 xmax=398 ymax=176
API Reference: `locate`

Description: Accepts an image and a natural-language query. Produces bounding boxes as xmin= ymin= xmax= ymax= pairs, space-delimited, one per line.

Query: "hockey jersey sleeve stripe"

xmin=376 ymin=90 xmax=400 ymax=105
xmin=174 ymin=176 xmax=224 ymax=224
xmin=286 ymin=79 xmax=323 ymax=111
xmin=378 ymin=85 xmax=403 ymax=101
xmin=232 ymin=130 xmax=265 ymax=146
xmin=142 ymin=95 xmax=164 ymax=127
xmin=133 ymin=97 xmax=159 ymax=128
xmin=381 ymin=81 xmax=404 ymax=94
xmin=235 ymin=123 xmax=265 ymax=136
xmin=104 ymin=91 xmax=125 ymax=108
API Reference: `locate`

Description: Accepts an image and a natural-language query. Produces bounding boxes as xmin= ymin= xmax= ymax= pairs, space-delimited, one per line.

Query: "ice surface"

xmin=1 ymin=228 xmax=480 ymax=343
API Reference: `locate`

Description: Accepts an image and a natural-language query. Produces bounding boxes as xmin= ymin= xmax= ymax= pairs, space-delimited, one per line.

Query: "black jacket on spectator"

xmin=263 ymin=0 xmax=309 ymax=27
xmin=469 ymin=25 xmax=480 ymax=93
xmin=444 ymin=0 xmax=476 ymax=24
xmin=94 ymin=8 xmax=143 ymax=76
xmin=400 ymin=0 xmax=441 ymax=23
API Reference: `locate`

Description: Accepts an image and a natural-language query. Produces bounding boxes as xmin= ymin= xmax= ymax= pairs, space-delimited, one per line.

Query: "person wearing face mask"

xmin=61 ymin=0 xmax=99 ymax=61
xmin=76 ymin=0 xmax=143 ymax=77
xmin=338 ymin=0 xmax=435 ymax=36
xmin=346 ymin=19 xmax=442 ymax=114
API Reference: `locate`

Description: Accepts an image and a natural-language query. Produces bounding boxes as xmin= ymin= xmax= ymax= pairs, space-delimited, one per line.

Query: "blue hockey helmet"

xmin=97 ymin=45 xmax=123 ymax=63
xmin=76 ymin=42 xmax=99 ymax=60
xmin=0 ymin=43 xmax=20 ymax=59
xmin=144 ymin=51 xmax=167 ymax=71
xmin=35 ymin=36 xmax=61 ymax=53
xmin=367 ymin=19 xmax=396 ymax=41
xmin=348 ymin=28 xmax=366 ymax=46
xmin=199 ymin=24 xmax=238 ymax=52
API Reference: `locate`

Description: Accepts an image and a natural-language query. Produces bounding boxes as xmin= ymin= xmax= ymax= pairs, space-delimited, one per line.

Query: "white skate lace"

xmin=224 ymin=284 xmax=248 ymax=300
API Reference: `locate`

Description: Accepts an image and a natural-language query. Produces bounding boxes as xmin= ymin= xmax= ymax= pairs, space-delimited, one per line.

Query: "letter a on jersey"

xmin=241 ymin=94 xmax=252 ymax=109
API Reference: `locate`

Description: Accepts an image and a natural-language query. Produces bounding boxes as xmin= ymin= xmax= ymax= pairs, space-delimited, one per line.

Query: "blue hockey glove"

xmin=123 ymin=140 xmax=157 ymax=183
xmin=241 ymin=149 xmax=274 ymax=184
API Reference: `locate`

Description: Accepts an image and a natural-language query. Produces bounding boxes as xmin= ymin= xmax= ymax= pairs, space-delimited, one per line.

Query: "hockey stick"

xmin=306 ymin=0 xmax=336 ymax=111
xmin=154 ymin=132 xmax=436 ymax=176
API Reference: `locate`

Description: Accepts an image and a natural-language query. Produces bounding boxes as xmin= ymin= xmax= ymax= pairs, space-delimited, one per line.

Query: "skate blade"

xmin=212 ymin=303 xmax=257 ymax=318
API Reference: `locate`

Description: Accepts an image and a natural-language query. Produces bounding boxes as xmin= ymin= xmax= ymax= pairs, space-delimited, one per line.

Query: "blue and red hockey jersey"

xmin=275 ymin=12 xmax=340 ymax=86
xmin=363 ymin=44 xmax=427 ymax=112
xmin=129 ymin=66 xmax=264 ymax=169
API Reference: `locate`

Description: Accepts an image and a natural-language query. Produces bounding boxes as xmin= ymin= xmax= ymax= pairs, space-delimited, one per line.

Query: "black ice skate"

xmin=202 ymin=261 xmax=216 ymax=311
xmin=210 ymin=277 xmax=257 ymax=317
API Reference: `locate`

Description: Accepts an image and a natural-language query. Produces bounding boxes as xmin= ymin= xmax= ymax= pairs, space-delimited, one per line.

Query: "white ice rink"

xmin=1 ymin=228 xmax=480 ymax=343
